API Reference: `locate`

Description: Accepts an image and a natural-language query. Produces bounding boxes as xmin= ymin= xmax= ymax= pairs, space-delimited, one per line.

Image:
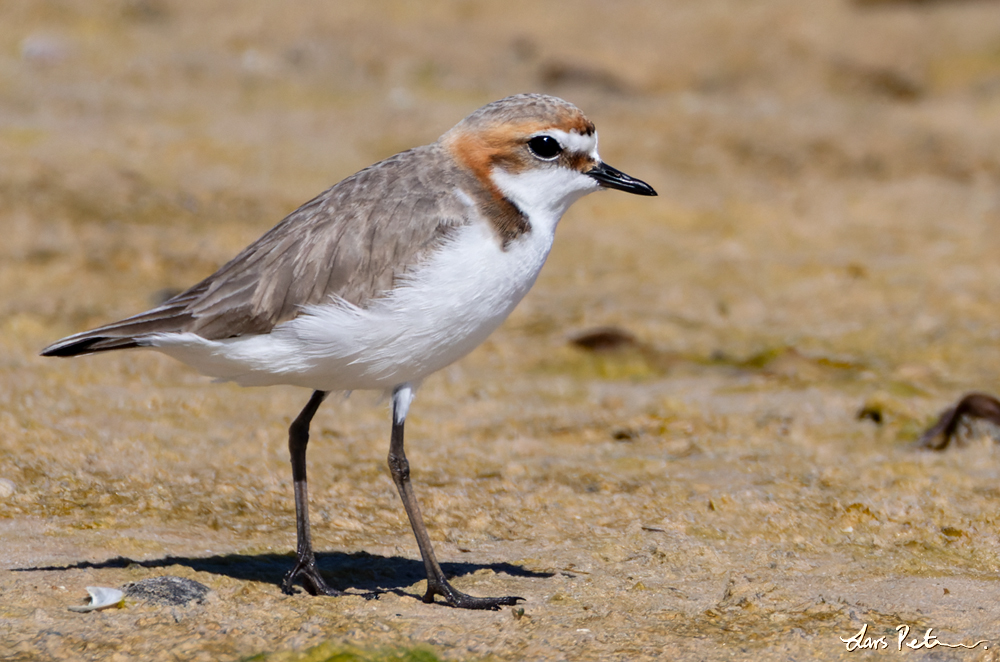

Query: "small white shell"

xmin=67 ymin=586 xmax=125 ymax=613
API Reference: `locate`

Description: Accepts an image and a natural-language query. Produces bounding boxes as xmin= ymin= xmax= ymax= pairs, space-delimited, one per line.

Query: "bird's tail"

xmin=41 ymin=332 xmax=142 ymax=357
xmin=40 ymin=296 xmax=197 ymax=357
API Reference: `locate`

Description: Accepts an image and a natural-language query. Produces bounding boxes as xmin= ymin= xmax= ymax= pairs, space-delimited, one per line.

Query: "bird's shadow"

xmin=15 ymin=550 xmax=553 ymax=599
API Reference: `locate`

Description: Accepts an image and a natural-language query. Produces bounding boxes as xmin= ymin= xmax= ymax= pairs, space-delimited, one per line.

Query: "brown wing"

xmin=42 ymin=143 xmax=473 ymax=356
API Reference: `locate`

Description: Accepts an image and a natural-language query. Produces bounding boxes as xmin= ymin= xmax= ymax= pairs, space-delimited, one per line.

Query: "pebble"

xmin=123 ymin=576 xmax=212 ymax=606
xmin=20 ymin=34 xmax=70 ymax=64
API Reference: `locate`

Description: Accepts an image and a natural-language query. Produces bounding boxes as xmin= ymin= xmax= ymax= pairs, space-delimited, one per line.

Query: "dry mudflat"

xmin=3 ymin=1 xmax=1000 ymax=660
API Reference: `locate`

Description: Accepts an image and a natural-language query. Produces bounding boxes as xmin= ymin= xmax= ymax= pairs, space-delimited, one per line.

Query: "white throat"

xmin=490 ymin=164 xmax=600 ymax=234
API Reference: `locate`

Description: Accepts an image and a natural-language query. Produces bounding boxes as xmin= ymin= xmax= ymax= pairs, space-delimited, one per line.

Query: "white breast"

xmin=147 ymin=214 xmax=558 ymax=392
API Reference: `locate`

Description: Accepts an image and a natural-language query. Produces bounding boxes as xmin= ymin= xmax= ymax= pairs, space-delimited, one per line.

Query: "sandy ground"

xmin=4 ymin=0 xmax=1000 ymax=660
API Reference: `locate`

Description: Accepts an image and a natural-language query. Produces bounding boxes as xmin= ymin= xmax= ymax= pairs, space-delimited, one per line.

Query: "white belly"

xmin=147 ymin=219 xmax=556 ymax=392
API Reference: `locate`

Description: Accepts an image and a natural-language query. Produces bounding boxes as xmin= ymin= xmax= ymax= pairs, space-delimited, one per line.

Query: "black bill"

xmin=587 ymin=162 xmax=657 ymax=196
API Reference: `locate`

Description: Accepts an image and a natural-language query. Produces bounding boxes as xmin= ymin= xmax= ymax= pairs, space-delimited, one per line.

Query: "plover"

xmin=42 ymin=93 xmax=656 ymax=609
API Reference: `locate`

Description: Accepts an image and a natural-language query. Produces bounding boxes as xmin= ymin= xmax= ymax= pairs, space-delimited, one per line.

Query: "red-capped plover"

xmin=42 ymin=93 xmax=656 ymax=609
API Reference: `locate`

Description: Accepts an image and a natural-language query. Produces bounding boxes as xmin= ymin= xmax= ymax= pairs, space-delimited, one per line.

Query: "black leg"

xmin=387 ymin=385 xmax=523 ymax=610
xmin=281 ymin=390 xmax=340 ymax=596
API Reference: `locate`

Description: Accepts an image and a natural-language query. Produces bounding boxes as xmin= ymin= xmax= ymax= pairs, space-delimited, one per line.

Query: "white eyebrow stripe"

xmin=540 ymin=128 xmax=600 ymax=161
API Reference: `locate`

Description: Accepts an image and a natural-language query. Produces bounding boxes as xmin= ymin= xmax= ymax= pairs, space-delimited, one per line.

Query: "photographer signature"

xmin=841 ymin=623 xmax=989 ymax=652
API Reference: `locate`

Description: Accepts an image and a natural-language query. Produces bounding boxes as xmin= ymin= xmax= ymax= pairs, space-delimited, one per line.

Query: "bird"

xmin=41 ymin=93 xmax=657 ymax=610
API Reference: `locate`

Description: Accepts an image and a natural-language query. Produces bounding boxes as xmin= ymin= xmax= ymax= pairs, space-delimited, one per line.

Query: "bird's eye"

xmin=527 ymin=135 xmax=563 ymax=160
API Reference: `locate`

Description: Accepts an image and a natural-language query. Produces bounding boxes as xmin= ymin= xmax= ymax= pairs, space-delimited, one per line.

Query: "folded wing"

xmin=42 ymin=144 xmax=472 ymax=357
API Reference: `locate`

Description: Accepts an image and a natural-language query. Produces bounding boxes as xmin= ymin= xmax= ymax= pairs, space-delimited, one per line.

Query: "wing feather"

xmin=42 ymin=143 xmax=474 ymax=356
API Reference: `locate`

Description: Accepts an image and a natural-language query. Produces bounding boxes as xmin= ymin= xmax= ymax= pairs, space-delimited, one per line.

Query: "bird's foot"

xmin=281 ymin=556 xmax=342 ymax=596
xmin=423 ymin=578 xmax=522 ymax=610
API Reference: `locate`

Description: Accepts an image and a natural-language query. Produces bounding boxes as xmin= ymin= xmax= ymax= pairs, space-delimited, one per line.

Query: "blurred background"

xmin=3 ymin=1 xmax=1000 ymax=660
